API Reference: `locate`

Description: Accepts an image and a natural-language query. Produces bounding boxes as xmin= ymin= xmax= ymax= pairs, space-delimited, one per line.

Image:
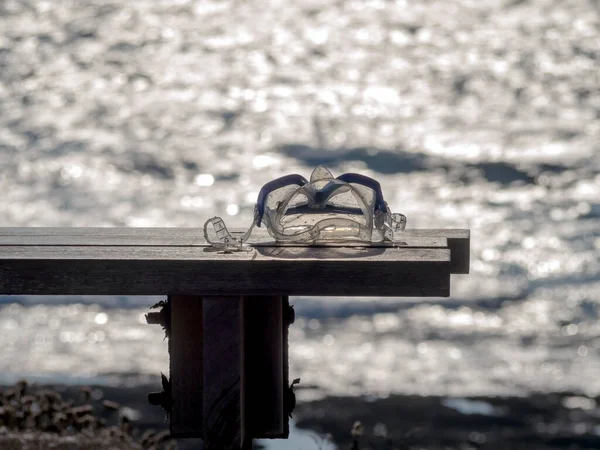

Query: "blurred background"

xmin=0 ymin=0 xmax=599 ymax=448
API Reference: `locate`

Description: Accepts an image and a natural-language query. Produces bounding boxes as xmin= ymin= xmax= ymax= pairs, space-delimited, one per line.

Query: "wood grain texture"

xmin=0 ymin=227 xmax=461 ymax=241
xmin=0 ymin=245 xmax=445 ymax=261
xmin=0 ymin=227 xmax=448 ymax=248
xmin=0 ymin=247 xmax=451 ymax=296
xmin=404 ymin=229 xmax=470 ymax=274
xmin=0 ymin=227 xmax=468 ymax=272
xmin=0 ymin=227 xmax=464 ymax=296
xmin=202 ymin=296 xmax=245 ymax=450
xmin=169 ymin=295 xmax=203 ymax=438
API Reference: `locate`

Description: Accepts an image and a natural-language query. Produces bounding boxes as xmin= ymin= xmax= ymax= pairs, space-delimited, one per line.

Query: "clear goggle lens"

xmin=204 ymin=166 xmax=406 ymax=251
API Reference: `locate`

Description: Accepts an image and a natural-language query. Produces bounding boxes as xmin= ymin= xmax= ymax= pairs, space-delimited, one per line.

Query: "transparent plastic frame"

xmin=204 ymin=166 xmax=407 ymax=251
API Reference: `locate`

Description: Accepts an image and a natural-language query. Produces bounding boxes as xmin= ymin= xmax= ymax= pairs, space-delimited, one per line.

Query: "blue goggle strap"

xmin=255 ymin=174 xmax=309 ymax=226
xmin=336 ymin=173 xmax=388 ymax=213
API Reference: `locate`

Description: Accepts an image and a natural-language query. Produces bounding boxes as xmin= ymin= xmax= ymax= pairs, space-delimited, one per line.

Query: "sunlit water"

xmin=1 ymin=0 xmax=600 ymax=407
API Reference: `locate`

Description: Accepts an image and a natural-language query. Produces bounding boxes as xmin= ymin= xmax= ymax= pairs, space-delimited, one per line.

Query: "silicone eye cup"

xmin=204 ymin=166 xmax=407 ymax=251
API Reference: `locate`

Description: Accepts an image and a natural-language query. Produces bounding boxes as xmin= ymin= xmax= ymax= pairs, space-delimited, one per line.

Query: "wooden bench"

xmin=0 ymin=227 xmax=470 ymax=449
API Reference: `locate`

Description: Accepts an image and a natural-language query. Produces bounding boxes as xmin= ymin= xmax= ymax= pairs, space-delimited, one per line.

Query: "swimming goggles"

xmin=204 ymin=166 xmax=407 ymax=251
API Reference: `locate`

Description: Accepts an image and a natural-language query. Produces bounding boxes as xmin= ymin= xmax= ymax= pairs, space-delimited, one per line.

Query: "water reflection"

xmin=0 ymin=0 xmax=599 ymax=445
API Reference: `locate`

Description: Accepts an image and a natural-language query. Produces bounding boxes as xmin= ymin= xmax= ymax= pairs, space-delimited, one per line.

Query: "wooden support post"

xmin=169 ymin=295 xmax=203 ymax=437
xmin=169 ymin=296 xmax=290 ymax=448
xmin=244 ymin=296 xmax=287 ymax=438
xmin=202 ymin=296 xmax=245 ymax=450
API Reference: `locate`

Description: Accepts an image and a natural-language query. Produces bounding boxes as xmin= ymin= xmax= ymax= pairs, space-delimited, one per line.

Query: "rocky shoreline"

xmin=0 ymin=382 xmax=173 ymax=450
xmin=295 ymin=391 xmax=600 ymax=450
xmin=2 ymin=382 xmax=600 ymax=449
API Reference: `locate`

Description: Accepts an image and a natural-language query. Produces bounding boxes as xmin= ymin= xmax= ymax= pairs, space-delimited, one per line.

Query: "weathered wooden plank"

xmin=0 ymin=226 xmax=468 ymax=272
xmin=203 ymin=296 xmax=245 ymax=450
xmin=402 ymin=229 xmax=470 ymax=239
xmin=0 ymin=227 xmax=448 ymax=249
xmin=404 ymin=229 xmax=470 ymax=274
xmin=0 ymin=247 xmax=451 ymax=296
xmin=243 ymin=296 xmax=285 ymax=438
xmin=0 ymin=227 xmax=463 ymax=240
xmin=0 ymin=244 xmax=445 ymax=261
xmin=169 ymin=295 xmax=204 ymax=438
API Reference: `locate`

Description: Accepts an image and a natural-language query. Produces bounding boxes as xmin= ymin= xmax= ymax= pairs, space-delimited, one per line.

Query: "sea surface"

xmin=1 ymin=0 xmax=600 ymax=439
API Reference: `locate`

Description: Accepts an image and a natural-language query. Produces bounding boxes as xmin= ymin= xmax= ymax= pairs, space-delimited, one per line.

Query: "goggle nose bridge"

xmin=256 ymin=172 xmax=389 ymax=227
